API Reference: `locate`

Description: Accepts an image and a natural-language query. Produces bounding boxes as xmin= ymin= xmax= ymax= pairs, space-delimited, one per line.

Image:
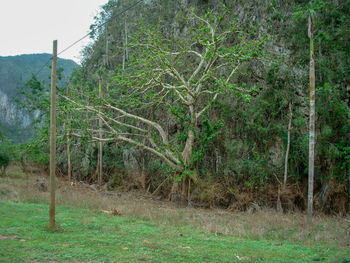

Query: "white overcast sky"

xmin=0 ymin=0 xmax=109 ymax=64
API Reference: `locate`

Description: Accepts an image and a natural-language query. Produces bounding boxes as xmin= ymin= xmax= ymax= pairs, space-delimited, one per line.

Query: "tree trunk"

xmin=66 ymin=86 xmax=72 ymax=183
xmin=307 ymin=14 xmax=316 ymax=221
xmin=182 ymin=104 xmax=196 ymax=167
xmin=122 ymin=15 xmax=128 ymax=70
xmin=67 ymin=131 xmax=71 ymax=183
xmin=347 ymin=85 xmax=350 ymax=212
xmin=348 ymin=167 xmax=350 ymax=212
xmin=283 ymin=103 xmax=292 ymax=186
xmin=169 ymin=126 xmax=194 ymax=202
xmin=182 ymin=129 xmax=195 ymax=167
xmin=277 ymin=186 xmax=283 ymax=213
xmin=347 ymin=85 xmax=350 ymax=110
xmin=171 ymin=106 xmax=197 ymax=204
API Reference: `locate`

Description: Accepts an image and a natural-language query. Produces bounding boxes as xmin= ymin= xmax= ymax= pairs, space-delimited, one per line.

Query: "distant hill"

xmin=0 ymin=54 xmax=77 ymax=143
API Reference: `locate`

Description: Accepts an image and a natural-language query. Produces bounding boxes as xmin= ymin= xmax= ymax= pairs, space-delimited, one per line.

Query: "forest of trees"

xmin=6 ymin=0 xmax=350 ymax=214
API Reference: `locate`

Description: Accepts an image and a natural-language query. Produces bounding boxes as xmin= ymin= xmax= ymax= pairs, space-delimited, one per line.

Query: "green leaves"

xmin=192 ymin=118 xmax=223 ymax=164
xmin=292 ymin=0 xmax=328 ymax=20
xmin=0 ymin=142 xmax=10 ymax=175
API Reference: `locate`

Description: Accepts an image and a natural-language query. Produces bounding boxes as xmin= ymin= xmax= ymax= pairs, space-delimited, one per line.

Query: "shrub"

xmin=0 ymin=148 xmax=10 ymax=176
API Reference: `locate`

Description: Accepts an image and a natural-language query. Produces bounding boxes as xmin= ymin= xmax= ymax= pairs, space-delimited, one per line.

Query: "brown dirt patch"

xmin=0 ymin=183 xmax=18 ymax=201
xmin=0 ymin=234 xmax=22 ymax=240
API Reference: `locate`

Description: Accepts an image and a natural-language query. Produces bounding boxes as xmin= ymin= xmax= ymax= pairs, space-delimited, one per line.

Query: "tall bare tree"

xmin=283 ymin=103 xmax=292 ymax=186
xmin=98 ymin=77 xmax=103 ymax=185
xmin=308 ymin=14 xmax=316 ymax=220
xmin=66 ymin=10 xmax=264 ymax=195
xmin=65 ymin=86 xmax=72 ymax=183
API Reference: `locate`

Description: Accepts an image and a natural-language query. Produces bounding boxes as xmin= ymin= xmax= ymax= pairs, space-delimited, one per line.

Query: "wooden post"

xmin=98 ymin=78 xmax=103 ymax=185
xmin=67 ymin=131 xmax=71 ymax=182
xmin=49 ymin=40 xmax=57 ymax=230
xmin=308 ymin=15 xmax=315 ymax=221
xmin=66 ymin=86 xmax=71 ymax=183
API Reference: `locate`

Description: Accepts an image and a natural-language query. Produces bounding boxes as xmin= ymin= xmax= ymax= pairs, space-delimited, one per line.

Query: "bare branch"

xmin=188 ymin=51 xmax=206 ymax=84
xmin=196 ymin=93 xmax=219 ymax=119
xmin=225 ymin=64 xmax=240 ymax=84
xmin=63 ymin=95 xmax=148 ymax=134
xmin=104 ymin=102 xmax=169 ymax=146
xmin=191 ymin=12 xmax=215 ymax=42
xmin=97 ymin=135 xmax=181 ymax=171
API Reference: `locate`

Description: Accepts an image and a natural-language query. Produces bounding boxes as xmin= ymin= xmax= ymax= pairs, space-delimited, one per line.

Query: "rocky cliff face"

xmin=0 ymin=54 xmax=77 ymax=143
xmin=0 ymin=90 xmax=34 ymax=127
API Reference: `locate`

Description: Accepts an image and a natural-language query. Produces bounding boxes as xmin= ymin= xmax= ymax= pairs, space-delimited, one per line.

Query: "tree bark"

xmin=182 ymin=104 xmax=196 ymax=167
xmin=277 ymin=186 xmax=283 ymax=213
xmin=283 ymin=103 xmax=292 ymax=186
xmin=182 ymin=129 xmax=195 ymax=167
xmin=66 ymin=86 xmax=72 ymax=183
xmin=67 ymin=131 xmax=71 ymax=182
xmin=122 ymin=12 xmax=128 ymax=70
xmin=347 ymin=86 xmax=350 ymax=212
xmin=308 ymin=15 xmax=316 ymax=220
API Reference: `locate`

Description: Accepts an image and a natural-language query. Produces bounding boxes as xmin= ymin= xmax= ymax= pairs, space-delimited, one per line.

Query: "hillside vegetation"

xmin=9 ymin=0 xmax=350 ymax=213
xmin=0 ymin=54 xmax=77 ymax=143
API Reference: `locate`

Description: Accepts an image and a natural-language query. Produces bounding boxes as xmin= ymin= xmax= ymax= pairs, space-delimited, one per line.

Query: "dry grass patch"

xmin=1 ymin=166 xmax=349 ymax=249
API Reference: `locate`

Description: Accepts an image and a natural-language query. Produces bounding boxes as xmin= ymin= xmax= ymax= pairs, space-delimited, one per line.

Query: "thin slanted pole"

xmin=308 ymin=14 xmax=315 ymax=220
xmin=122 ymin=10 xmax=128 ymax=70
xmin=49 ymin=40 xmax=57 ymax=230
xmin=67 ymin=130 xmax=71 ymax=182
xmin=66 ymin=86 xmax=71 ymax=183
xmin=283 ymin=103 xmax=292 ymax=186
xmin=98 ymin=78 xmax=103 ymax=185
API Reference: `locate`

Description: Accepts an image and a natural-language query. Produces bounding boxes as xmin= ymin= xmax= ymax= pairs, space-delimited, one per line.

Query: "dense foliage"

xmin=16 ymin=0 xmax=350 ymax=213
xmin=0 ymin=134 xmax=10 ymax=176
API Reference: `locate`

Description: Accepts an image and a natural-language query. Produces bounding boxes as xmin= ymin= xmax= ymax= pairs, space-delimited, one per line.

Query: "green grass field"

xmin=0 ymin=201 xmax=349 ymax=263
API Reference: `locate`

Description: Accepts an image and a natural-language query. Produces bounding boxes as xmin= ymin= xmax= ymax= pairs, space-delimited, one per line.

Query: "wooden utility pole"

xmin=67 ymin=132 xmax=71 ymax=182
xmin=65 ymin=86 xmax=72 ymax=183
xmin=49 ymin=40 xmax=57 ymax=230
xmin=98 ymin=78 xmax=103 ymax=185
xmin=308 ymin=14 xmax=315 ymax=220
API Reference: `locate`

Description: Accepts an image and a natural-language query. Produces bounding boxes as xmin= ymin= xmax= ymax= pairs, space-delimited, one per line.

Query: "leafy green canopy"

xmin=64 ymin=8 xmax=265 ymax=176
